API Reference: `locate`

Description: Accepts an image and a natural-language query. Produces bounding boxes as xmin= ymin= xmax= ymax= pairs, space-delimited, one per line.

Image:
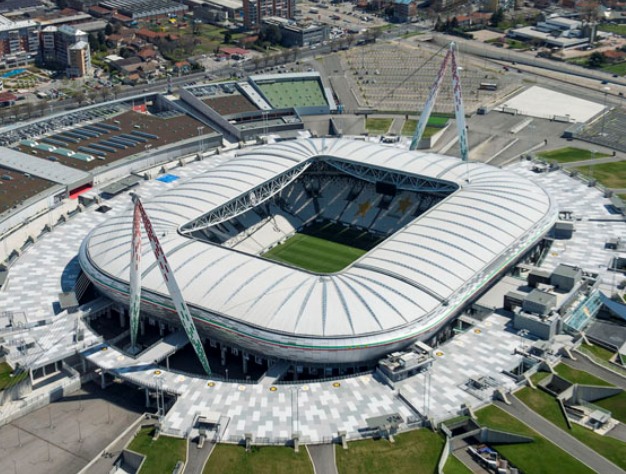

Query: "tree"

xmin=490 ymin=8 xmax=505 ymax=27
xmin=74 ymin=91 xmax=86 ymax=106
xmin=223 ymin=30 xmax=232 ymax=44
xmin=105 ymin=23 xmax=113 ymax=36
xmin=587 ymin=51 xmax=604 ymax=68
xmin=264 ymin=24 xmax=282 ymax=46
xmin=88 ymin=33 xmax=99 ymax=52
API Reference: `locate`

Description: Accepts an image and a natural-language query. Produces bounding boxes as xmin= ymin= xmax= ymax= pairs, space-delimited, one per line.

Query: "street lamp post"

xmin=517 ymin=329 xmax=529 ymax=353
xmin=600 ymin=87 xmax=610 ymax=137
xmin=197 ymin=126 xmax=204 ymax=154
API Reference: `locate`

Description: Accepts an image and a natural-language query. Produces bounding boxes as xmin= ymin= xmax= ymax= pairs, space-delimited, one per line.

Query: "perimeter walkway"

xmin=185 ymin=439 xmax=215 ymax=474
xmin=494 ymin=398 xmax=623 ymax=474
xmin=307 ymin=444 xmax=338 ymax=474
xmin=565 ymin=353 xmax=626 ymax=390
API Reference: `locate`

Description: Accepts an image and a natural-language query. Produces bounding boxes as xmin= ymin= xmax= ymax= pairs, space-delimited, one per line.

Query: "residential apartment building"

xmin=41 ymin=25 xmax=92 ymax=77
xmin=243 ymin=0 xmax=296 ymax=29
xmin=0 ymin=16 xmax=39 ymax=69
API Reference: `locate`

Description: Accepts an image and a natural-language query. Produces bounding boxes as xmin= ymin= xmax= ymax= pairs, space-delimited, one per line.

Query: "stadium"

xmin=79 ymin=137 xmax=558 ymax=366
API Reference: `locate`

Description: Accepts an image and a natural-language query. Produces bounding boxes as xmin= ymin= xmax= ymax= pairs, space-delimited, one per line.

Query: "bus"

xmin=479 ymin=82 xmax=497 ymax=91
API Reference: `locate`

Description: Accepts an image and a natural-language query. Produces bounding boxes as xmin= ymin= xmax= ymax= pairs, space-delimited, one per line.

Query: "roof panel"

xmin=83 ymin=138 xmax=555 ymax=339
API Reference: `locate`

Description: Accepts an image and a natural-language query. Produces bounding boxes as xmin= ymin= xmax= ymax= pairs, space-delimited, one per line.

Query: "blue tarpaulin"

xmin=156 ymin=174 xmax=179 ymax=183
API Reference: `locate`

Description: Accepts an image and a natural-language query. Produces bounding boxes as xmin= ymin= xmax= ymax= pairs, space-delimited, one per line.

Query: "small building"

xmin=393 ymin=0 xmax=416 ymax=23
xmin=554 ymin=220 xmax=575 ymax=239
xmin=522 ymin=289 xmax=557 ymax=316
xmin=514 ymin=309 xmax=560 ymax=340
xmin=377 ymin=342 xmax=433 ymax=382
xmin=261 ymin=17 xmax=328 ymax=47
xmin=0 ymin=91 xmax=17 ymax=107
xmin=528 ymin=268 xmax=552 ymax=288
xmin=551 ymin=264 xmax=582 ymax=292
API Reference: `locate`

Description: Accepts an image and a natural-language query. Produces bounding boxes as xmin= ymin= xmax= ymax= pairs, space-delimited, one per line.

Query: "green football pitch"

xmin=262 ymin=233 xmax=367 ymax=273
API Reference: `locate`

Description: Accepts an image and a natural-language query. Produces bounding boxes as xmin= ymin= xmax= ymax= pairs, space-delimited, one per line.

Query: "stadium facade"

xmin=79 ymin=138 xmax=558 ymax=365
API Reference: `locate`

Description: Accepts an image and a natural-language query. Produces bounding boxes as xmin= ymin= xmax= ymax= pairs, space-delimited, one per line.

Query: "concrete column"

xmin=242 ymin=352 xmax=248 ymax=374
xmin=82 ymin=358 xmax=87 ymax=373
xmin=140 ymin=319 xmax=146 ymax=336
xmin=100 ymin=371 xmax=106 ymax=389
xmin=119 ymin=308 xmax=125 ymax=328
xmin=159 ymin=322 xmax=165 ymax=337
xmin=145 ymin=388 xmax=150 ymax=407
xmin=220 ymin=346 xmax=227 ymax=366
xmin=166 ymin=356 xmax=170 ymax=370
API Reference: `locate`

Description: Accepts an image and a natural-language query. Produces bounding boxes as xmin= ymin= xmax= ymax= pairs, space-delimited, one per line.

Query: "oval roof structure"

xmin=82 ymin=138 xmax=556 ymax=344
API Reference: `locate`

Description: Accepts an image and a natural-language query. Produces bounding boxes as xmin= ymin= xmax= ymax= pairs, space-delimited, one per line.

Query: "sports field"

xmin=263 ymin=233 xmax=366 ymax=273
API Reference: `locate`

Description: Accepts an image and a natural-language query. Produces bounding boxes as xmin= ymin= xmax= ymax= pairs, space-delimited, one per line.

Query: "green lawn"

xmin=516 ymin=388 xmax=626 ymax=470
xmin=401 ymin=119 xmax=444 ymax=137
xmin=336 ymin=429 xmax=444 ymax=474
xmin=578 ymin=344 xmax=626 ymax=377
xmin=0 ymin=362 xmax=28 ymax=391
xmin=602 ymin=61 xmax=626 ymax=76
xmin=598 ymin=23 xmax=626 ymax=36
xmin=555 ymin=363 xmax=613 ymax=386
xmin=127 ymin=427 xmax=186 ymax=474
xmin=580 ymin=343 xmax=616 ymax=361
xmin=263 ymin=233 xmax=366 ymax=273
xmin=595 ymin=391 xmax=626 ymax=424
xmin=365 ymin=117 xmax=392 ymax=134
xmin=475 ymin=405 xmax=594 ymax=474
xmin=204 ymin=444 xmax=314 ymax=474
xmin=574 ymin=161 xmax=626 ymax=188
xmin=516 ymin=387 xmax=567 ymax=427
xmin=530 ymin=370 xmax=549 ymax=385
xmin=444 ymin=453 xmax=472 ymax=473
xmin=537 ymin=147 xmax=609 ymax=164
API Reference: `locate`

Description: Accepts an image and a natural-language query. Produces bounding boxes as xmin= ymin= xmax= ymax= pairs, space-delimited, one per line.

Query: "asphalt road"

xmin=307 ymin=444 xmax=338 ymax=474
xmin=495 ymin=398 xmax=623 ymax=474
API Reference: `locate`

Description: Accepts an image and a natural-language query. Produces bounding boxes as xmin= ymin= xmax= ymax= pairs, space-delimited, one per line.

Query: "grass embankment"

xmin=263 ymin=233 xmax=366 ymax=273
xmin=595 ymin=391 xmax=626 ymax=424
xmin=443 ymin=453 xmax=472 ymax=473
xmin=516 ymin=387 xmax=626 ymax=470
xmin=598 ymin=24 xmax=626 ymax=36
xmin=365 ymin=117 xmax=393 ymax=134
xmin=578 ymin=344 xmax=626 ymax=377
xmin=0 ymin=362 xmax=28 ymax=391
xmin=336 ymin=429 xmax=444 ymax=474
xmin=475 ymin=405 xmax=594 ymax=474
xmin=602 ymin=62 xmax=626 ymax=76
xmin=204 ymin=444 xmax=313 ymax=474
xmin=537 ymin=147 xmax=609 ymax=164
xmin=127 ymin=427 xmax=186 ymax=474
xmin=401 ymin=116 xmax=449 ymax=137
xmin=574 ymin=162 xmax=626 ymax=188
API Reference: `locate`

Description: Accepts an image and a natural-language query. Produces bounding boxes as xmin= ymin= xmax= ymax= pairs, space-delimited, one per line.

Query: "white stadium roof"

xmin=82 ymin=138 xmax=556 ymax=343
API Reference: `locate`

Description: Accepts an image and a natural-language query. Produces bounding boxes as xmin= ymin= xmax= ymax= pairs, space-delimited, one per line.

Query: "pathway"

xmin=185 ymin=439 xmax=215 ymax=474
xmin=307 ymin=444 xmax=338 ymax=474
xmin=494 ymin=398 xmax=623 ymax=474
xmin=564 ymin=354 xmax=626 ymax=390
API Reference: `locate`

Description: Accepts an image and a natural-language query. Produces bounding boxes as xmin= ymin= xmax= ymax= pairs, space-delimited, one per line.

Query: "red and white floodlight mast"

xmin=409 ymin=42 xmax=470 ymax=163
xmin=129 ymin=194 xmax=212 ymax=375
